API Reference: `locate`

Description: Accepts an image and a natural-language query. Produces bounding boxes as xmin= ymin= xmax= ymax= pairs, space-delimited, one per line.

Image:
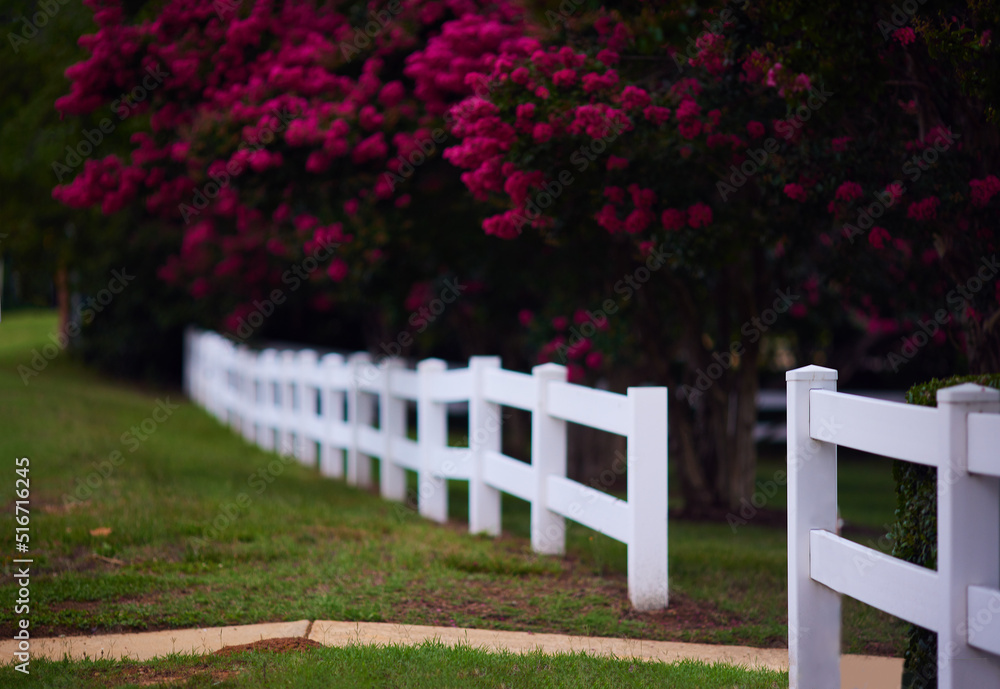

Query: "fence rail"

xmin=787 ymin=364 xmax=1000 ymax=689
xmin=185 ymin=329 xmax=669 ymax=610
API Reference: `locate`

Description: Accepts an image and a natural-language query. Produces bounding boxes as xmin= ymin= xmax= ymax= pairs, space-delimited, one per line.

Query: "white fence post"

xmin=531 ymin=363 xmax=567 ymax=555
xmin=469 ymin=356 xmax=502 ymax=536
xmin=319 ymin=353 xmax=345 ymax=479
xmin=627 ymin=386 xmax=668 ymax=611
xmin=418 ymin=358 xmax=448 ymax=523
xmin=347 ymin=352 xmax=374 ymax=488
xmin=278 ymin=350 xmax=297 ymax=456
xmin=787 ymin=364 xmax=840 ymax=689
xmin=380 ymin=358 xmax=407 ymax=502
xmin=937 ymin=383 xmax=1000 ymax=689
xmin=259 ymin=350 xmax=278 ymax=451
xmin=295 ymin=350 xmax=318 ymax=466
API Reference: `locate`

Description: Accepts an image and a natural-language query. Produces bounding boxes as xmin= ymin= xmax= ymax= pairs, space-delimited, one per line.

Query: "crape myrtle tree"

xmin=52 ymin=0 xmax=555 ymax=364
xmin=444 ymin=0 xmax=1000 ymax=513
xmin=55 ymin=0 xmax=999 ymax=513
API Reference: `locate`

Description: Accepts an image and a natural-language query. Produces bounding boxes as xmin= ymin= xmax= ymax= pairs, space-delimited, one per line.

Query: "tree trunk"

xmin=55 ymin=263 xmax=70 ymax=336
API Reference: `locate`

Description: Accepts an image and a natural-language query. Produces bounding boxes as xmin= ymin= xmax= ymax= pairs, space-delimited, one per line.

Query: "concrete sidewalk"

xmin=1 ymin=620 xmax=901 ymax=688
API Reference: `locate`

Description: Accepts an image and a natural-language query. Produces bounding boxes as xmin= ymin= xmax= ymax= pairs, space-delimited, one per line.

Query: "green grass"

xmin=0 ymin=642 xmax=789 ymax=688
xmin=0 ymin=310 xmax=905 ymax=657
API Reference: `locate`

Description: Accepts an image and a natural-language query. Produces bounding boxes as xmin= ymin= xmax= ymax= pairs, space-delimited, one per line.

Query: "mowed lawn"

xmin=0 ymin=311 xmax=906 ymax=662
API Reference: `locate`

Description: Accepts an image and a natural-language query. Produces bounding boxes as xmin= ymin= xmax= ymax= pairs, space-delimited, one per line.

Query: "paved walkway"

xmin=1 ymin=620 xmax=901 ymax=688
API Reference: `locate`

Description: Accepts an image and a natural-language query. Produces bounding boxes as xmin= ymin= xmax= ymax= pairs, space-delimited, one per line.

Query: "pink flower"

xmin=327 ymin=258 xmax=349 ymax=282
xmin=790 ymin=303 xmax=808 ymax=318
xmin=532 ymin=123 xmax=554 ymax=142
xmin=604 ymin=186 xmax=625 ymax=203
xmin=585 ymin=351 xmax=603 ymax=369
xmin=619 ymin=85 xmax=651 ymax=110
xmin=511 ymin=67 xmax=531 ymax=84
xmin=868 ymin=226 xmax=891 ymax=249
xmin=552 ymin=69 xmax=578 ymax=88
xmin=625 ymin=208 xmax=654 ymax=234
xmin=518 ymin=309 xmax=534 ymax=327
xmin=835 ymin=181 xmax=864 ymax=203
xmin=643 ymin=105 xmax=672 ymax=126
xmin=766 ymin=62 xmax=783 ymax=87
xmin=784 ymin=183 xmax=808 ymax=202
xmin=607 ymin=156 xmax=629 ymax=171
xmin=907 ymin=196 xmax=940 ymax=220
xmin=552 ymin=316 xmax=569 ymax=330
xmin=746 ymin=121 xmax=765 ymax=138
xmin=687 ymin=202 xmax=713 ymax=228
xmin=970 ymin=175 xmax=1000 ymax=207
xmin=596 ymin=49 xmax=619 ymax=65
xmin=894 ymin=27 xmax=916 ymax=45
xmin=793 ymin=73 xmax=812 ymax=92
xmin=831 ymin=136 xmax=852 ymax=153
xmin=535 ymin=86 xmax=550 ymax=99
xmin=661 ymin=208 xmax=686 ymax=231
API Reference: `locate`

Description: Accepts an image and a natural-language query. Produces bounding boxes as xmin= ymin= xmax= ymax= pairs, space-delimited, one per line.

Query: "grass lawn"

xmin=0 ymin=310 xmax=906 ymax=668
xmin=0 ymin=642 xmax=789 ymax=688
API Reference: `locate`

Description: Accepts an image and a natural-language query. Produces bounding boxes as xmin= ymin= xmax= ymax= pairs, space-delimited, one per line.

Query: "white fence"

xmin=185 ymin=329 xmax=669 ymax=610
xmin=787 ymin=364 xmax=1000 ymax=689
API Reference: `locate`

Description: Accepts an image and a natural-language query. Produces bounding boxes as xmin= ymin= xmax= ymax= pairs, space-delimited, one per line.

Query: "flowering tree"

xmin=53 ymin=0 xmax=542 ymax=352
xmin=445 ymin=0 xmax=1000 ymax=512
xmin=55 ymin=0 xmax=999 ymax=515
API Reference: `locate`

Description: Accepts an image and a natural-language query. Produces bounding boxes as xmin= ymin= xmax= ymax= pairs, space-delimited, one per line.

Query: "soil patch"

xmin=213 ymin=637 xmax=324 ymax=656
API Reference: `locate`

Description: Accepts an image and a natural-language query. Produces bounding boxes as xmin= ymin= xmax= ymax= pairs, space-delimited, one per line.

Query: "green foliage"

xmin=893 ymin=372 xmax=1000 ymax=689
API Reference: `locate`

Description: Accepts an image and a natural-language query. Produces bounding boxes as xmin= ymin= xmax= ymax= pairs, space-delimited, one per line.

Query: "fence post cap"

xmin=936 ymin=382 xmax=1000 ymax=404
xmin=416 ymin=357 xmax=447 ymax=371
xmin=531 ymin=362 xmax=567 ymax=379
xmin=786 ymin=365 xmax=838 ymax=382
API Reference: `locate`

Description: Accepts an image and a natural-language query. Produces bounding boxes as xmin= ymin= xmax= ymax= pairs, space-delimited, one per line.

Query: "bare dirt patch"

xmin=213 ymin=637 xmax=324 ymax=656
xmin=88 ymin=660 xmax=241 ymax=687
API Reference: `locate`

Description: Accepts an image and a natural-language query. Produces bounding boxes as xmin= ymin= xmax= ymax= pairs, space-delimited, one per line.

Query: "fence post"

xmin=278 ymin=350 xmax=297 ymax=456
xmin=786 ymin=364 xmax=840 ymax=689
xmin=295 ymin=350 xmax=318 ymax=466
xmin=319 ymin=353 xmax=345 ymax=479
xmin=469 ymin=356 xmax=502 ymax=536
xmin=347 ymin=352 xmax=374 ymax=488
xmin=936 ymin=383 xmax=1000 ymax=689
xmin=380 ymin=358 xmax=407 ymax=502
xmin=418 ymin=358 xmax=448 ymax=523
xmin=626 ymin=386 xmax=668 ymax=611
xmin=531 ymin=363 xmax=567 ymax=555
xmin=259 ymin=350 xmax=278 ymax=451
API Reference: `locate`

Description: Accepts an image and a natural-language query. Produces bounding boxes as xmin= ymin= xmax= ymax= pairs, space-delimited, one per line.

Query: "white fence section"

xmin=787 ymin=364 xmax=1000 ymax=689
xmin=185 ymin=329 xmax=669 ymax=610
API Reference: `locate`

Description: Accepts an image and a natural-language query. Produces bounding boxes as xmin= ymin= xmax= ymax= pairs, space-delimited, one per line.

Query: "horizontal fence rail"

xmin=787 ymin=364 xmax=1000 ymax=689
xmin=185 ymin=329 xmax=669 ymax=610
